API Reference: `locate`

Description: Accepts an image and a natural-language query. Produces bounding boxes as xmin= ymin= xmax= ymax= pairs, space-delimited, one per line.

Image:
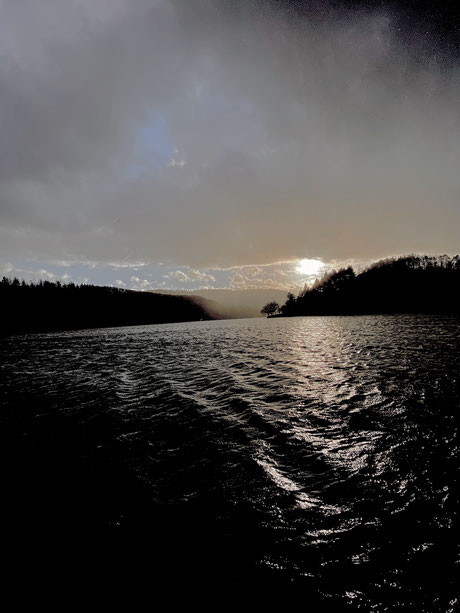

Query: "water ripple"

xmin=1 ymin=314 xmax=459 ymax=607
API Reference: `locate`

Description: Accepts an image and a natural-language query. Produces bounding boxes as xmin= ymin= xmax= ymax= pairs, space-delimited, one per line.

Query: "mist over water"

xmin=1 ymin=315 xmax=459 ymax=607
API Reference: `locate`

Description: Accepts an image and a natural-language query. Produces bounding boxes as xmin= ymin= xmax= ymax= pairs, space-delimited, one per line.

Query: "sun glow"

xmin=296 ymin=258 xmax=324 ymax=277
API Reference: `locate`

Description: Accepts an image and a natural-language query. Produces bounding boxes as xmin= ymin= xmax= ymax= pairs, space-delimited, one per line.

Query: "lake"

xmin=1 ymin=315 xmax=459 ymax=607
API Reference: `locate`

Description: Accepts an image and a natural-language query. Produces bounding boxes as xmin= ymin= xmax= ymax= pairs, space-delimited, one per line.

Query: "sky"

xmin=1 ymin=0 xmax=459 ymax=292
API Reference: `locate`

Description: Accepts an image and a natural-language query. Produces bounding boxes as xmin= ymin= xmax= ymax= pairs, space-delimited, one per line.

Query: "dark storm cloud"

xmin=1 ymin=0 xmax=459 ymax=269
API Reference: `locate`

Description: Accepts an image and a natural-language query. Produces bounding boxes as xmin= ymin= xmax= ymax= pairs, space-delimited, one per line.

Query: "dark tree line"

xmin=279 ymin=255 xmax=460 ymax=316
xmin=0 ymin=278 xmax=212 ymax=335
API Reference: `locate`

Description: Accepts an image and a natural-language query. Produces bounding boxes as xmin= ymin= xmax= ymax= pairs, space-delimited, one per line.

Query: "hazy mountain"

xmin=150 ymin=289 xmax=289 ymax=319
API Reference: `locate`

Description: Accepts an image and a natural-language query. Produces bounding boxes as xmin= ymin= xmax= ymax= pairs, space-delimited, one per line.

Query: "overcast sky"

xmin=1 ymin=0 xmax=459 ymax=291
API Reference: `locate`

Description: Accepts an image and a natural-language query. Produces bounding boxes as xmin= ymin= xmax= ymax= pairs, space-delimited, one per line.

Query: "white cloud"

xmin=228 ymin=265 xmax=299 ymax=291
xmin=165 ymin=270 xmax=190 ymax=282
xmin=164 ymin=268 xmax=216 ymax=283
xmin=187 ymin=269 xmax=216 ymax=282
xmin=109 ymin=261 xmax=148 ymax=269
xmin=130 ymin=275 xmax=152 ymax=290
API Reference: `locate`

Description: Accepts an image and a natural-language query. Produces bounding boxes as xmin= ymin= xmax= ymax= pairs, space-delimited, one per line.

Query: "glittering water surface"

xmin=1 ymin=315 xmax=459 ymax=608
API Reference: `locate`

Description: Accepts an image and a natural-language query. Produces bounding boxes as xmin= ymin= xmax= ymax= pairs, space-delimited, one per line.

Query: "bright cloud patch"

xmin=164 ymin=268 xmax=216 ymax=283
xmin=296 ymin=259 xmax=325 ymax=277
xmin=130 ymin=276 xmax=152 ymax=290
xmin=2 ymin=256 xmax=368 ymax=294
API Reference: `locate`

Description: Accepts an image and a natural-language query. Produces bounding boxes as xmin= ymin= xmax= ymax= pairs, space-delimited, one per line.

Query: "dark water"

xmin=1 ymin=315 xmax=459 ymax=607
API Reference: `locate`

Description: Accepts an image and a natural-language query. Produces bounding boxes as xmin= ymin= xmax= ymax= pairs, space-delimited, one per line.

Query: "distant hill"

xmin=150 ymin=288 xmax=289 ymax=319
xmin=279 ymin=255 xmax=460 ymax=316
xmin=0 ymin=278 xmax=212 ymax=335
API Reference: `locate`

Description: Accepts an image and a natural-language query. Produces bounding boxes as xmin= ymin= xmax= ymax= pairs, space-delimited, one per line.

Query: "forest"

xmin=279 ymin=255 xmax=460 ymax=316
xmin=3 ymin=254 xmax=460 ymax=335
xmin=0 ymin=278 xmax=212 ymax=335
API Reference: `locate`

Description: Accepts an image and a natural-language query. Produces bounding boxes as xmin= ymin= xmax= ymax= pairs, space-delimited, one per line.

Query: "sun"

xmin=296 ymin=258 xmax=324 ymax=277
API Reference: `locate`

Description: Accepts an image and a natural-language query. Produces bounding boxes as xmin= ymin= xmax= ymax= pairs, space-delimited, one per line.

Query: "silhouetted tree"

xmin=280 ymin=292 xmax=297 ymax=316
xmin=260 ymin=301 xmax=280 ymax=317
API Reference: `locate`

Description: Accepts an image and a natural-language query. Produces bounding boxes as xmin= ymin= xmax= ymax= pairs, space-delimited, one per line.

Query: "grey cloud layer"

xmin=1 ymin=0 xmax=459 ymax=268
